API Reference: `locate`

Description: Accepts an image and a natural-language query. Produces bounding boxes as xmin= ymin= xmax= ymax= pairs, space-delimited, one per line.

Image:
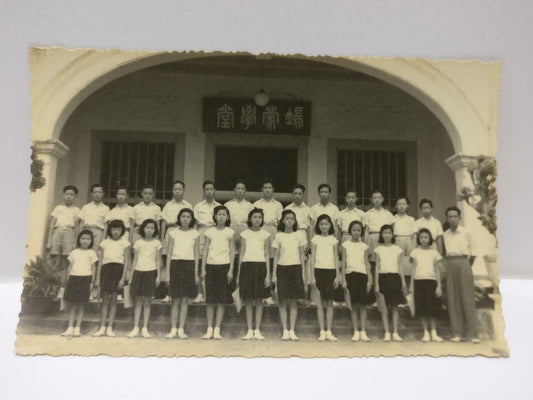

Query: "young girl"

xmin=127 ymin=219 xmax=162 ymax=338
xmin=341 ymin=220 xmax=372 ymax=342
xmin=409 ymin=228 xmax=444 ymax=342
xmin=237 ymin=208 xmax=271 ymax=340
xmin=61 ymin=230 xmax=98 ymax=337
xmin=311 ymin=214 xmax=341 ymax=342
xmin=272 ymin=210 xmax=306 ymax=341
xmin=93 ymin=220 xmax=131 ymax=337
xmin=165 ymin=208 xmax=200 ymax=339
xmin=374 ymin=224 xmax=407 ymax=342
xmin=201 ymin=205 xmax=235 ymax=340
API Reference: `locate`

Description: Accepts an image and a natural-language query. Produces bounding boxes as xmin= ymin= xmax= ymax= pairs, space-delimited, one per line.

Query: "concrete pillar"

xmin=184 ymin=132 xmax=206 ymax=205
xmin=27 ymin=139 xmax=69 ymax=261
xmin=307 ymin=137 xmax=328 ymax=205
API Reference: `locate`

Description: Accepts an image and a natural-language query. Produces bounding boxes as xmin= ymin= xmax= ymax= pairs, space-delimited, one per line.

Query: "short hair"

xmin=177 ymin=208 xmax=196 ymax=228
xmin=371 ymin=189 xmax=383 ymax=197
xmin=90 ymin=183 xmax=104 ymax=192
xmin=212 ymin=205 xmax=231 ymax=227
xmin=107 ymin=219 xmax=126 ymax=238
xmin=314 ymin=214 xmax=335 ymax=235
xmin=139 ymin=219 xmax=159 ymax=238
xmin=348 ymin=220 xmax=365 ymax=239
xmin=419 ymin=198 xmax=433 ymax=209
xmin=277 ymin=209 xmax=298 ymax=232
xmin=396 ymin=196 xmax=410 ymax=205
xmin=416 ymin=228 xmax=434 ymax=246
xmin=262 ymin=179 xmax=274 ymax=189
xmin=378 ymin=224 xmax=396 ymax=244
xmin=292 ymin=183 xmax=306 ymax=193
xmin=445 ymin=206 xmax=462 ymax=217
xmin=173 ymin=180 xmax=185 ymax=189
xmin=247 ymin=208 xmax=264 ymax=227
xmin=116 ymin=186 xmax=129 ymax=195
xmin=234 ymin=180 xmax=246 ymax=189
xmin=140 ymin=184 xmax=154 ymax=192
xmin=76 ymin=229 xmax=94 ymax=249
xmin=203 ymin=180 xmax=215 ymax=190
xmin=63 ymin=185 xmax=79 ymax=195
xmin=345 ymin=189 xmax=357 ymax=197
xmin=318 ymin=183 xmax=332 ymax=193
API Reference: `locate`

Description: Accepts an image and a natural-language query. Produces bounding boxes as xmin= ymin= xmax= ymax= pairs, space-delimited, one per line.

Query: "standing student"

xmin=131 ymin=185 xmax=162 ymax=243
xmin=165 ymin=208 xmax=200 ymax=339
xmin=310 ymin=184 xmax=340 ymax=235
xmin=253 ymin=180 xmax=283 ymax=304
xmin=338 ymin=190 xmax=366 ymax=244
xmin=104 ymin=186 xmax=133 ymax=240
xmin=285 ymin=184 xmax=312 ymax=250
xmin=127 ymin=219 xmax=162 ymax=338
xmin=392 ymin=197 xmax=417 ymax=278
xmin=442 ymin=206 xmax=480 ymax=344
xmin=201 ymin=205 xmax=234 ymax=340
xmin=311 ymin=214 xmax=341 ymax=341
xmin=93 ymin=220 xmax=131 ymax=337
xmin=45 ymin=185 xmax=80 ymax=299
xmin=342 ymin=220 xmax=372 ymax=342
xmin=415 ymin=199 xmax=444 ymax=255
xmin=409 ymin=228 xmax=444 ymax=342
xmin=78 ymin=183 xmax=110 ymax=251
xmin=237 ymin=208 xmax=271 ymax=340
xmin=374 ymin=224 xmax=407 ymax=342
xmin=61 ymin=230 xmax=98 ymax=337
xmin=364 ymin=190 xmax=394 ymax=266
xmin=272 ymin=210 xmax=306 ymax=341
xmin=194 ymin=180 xmax=221 ymax=303
xmin=161 ymin=180 xmax=192 ymax=245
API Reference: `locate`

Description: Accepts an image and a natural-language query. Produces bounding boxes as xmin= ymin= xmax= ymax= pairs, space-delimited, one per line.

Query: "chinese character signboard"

xmin=203 ymin=98 xmax=311 ymax=135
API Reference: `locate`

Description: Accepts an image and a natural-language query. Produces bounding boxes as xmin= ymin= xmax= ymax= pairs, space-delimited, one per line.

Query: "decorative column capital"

xmin=445 ymin=154 xmax=485 ymax=172
xmin=32 ymin=139 xmax=69 ymax=159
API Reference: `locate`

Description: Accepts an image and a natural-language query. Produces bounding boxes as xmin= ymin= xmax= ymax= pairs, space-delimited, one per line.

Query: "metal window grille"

xmin=337 ymin=149 xmax=407 ymax=209
xmin=100 ymin=141 xmax=175 ymax=205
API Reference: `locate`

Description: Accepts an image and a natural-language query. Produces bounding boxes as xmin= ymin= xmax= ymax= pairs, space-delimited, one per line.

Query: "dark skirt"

xmin=378 ymin=273 xmax=404 ymax=308
xmin=346 ymin=272 xmax=374 ymax=305
xmin=100 ymin=263 xmax=124 ymax=295
xmin=131 ymin=270 xmax=157 ymax=297
xmin=414 ymin=279 xmax=441 ymax=318
xmin=64 ymin=275 xmax=91 ymax=304
xmin=277 ymin=264 xmax=305 ymax=302
xmin=205 ymin=264 xmax=231 ymax=304
xmin=314 ymin=269 xmax=337 ymax=301
xmin=239 ymin=261 xmax=268 ymax=301
xmin=169 ymin=259 xmax=197 ymax=299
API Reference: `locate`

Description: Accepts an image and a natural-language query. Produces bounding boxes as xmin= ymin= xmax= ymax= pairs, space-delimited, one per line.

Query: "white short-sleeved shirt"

xmin=443 ymin=225 xmax=473 ymax=257
xmin=240 ymin=229 xmax=271 ymax=262
xmin=284 ymin=202 xmax=312 ymax=230
xmin=415 ymin=216 xmax=444 ymax=239
xmin=68 ymin=248 xmax=98 ymax=276
xmin=339 ymin=207 xmax=366 ymax=233
xmin=161 ymin=199 xmax=193 ymax=226
xmin=311 ymin=235 xmax=339 ymax=270
xmin=133 ymin=239 xmax=162 ymax=271
xmin=105 ymin=204 xmax=134 ymax=229
xmin=310 ymin=202 xmax=340 ymax=227
xmin=253 ymin=198 xmax=283 ymax=226
xmin=99 ymin=238 xmax=130 ymax=265
xmin=375 ymin=244 xmax=404 ymax=274
xmin=51 ymin=204 xmax=80 ymax=229
xmin=342 ymin=241 xmax=369 ymax=274
xmin=272 ymin=232 xmax=305 ymax=266
xmin=194 ymin=200 xmax=221 ymax=227
xmin=133 ymin=202 xmax=162 ymax=226
xmin=168 ymin=228 xmax=199 ymax=260
xmin=392 ymin=214 xmax=416 ymax=236
xmin=205 ymin=227 xmax=234 ymax=265
xmin=410 ymin=247 xmax=442 ymax=280
xmin=225 ymin=199 xmax=254 ymax=226
xmin=365 ymin=208 xmax=394 ymax=233
xmin=79 ymin=202 xmax=110 ymax=230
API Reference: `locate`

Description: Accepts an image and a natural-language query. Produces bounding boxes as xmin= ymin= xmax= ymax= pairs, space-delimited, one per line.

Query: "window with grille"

xmin=337 ymin=150 xmax=407 ymax=209
xmin=100 ymin=141 xmax=175 ymax=205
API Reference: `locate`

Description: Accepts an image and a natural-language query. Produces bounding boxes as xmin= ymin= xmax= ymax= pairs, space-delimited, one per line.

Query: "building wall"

xmin=58 ymin=69 xmax=455 ymax=219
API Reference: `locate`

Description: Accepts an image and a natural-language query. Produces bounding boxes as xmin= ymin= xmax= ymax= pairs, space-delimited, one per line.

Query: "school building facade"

xmin=28 ymin=49 xmax=500 ymax=277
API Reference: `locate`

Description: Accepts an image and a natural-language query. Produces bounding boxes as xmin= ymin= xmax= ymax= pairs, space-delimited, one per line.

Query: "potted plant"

xmin=20 ymin=255 xmax=61 ymax=314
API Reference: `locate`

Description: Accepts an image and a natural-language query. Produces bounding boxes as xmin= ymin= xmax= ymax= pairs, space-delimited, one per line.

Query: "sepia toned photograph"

xmin=16 ymin=47 xmax=508 ymax=358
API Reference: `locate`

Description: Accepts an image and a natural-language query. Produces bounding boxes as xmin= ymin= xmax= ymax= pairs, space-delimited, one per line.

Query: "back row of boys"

xmin=47 ymin=179 xmax=444 ymax=279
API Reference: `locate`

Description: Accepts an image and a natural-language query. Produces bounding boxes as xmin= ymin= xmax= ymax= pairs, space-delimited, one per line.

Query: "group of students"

xmin=46 ymin=179 xmax=480 ymax=343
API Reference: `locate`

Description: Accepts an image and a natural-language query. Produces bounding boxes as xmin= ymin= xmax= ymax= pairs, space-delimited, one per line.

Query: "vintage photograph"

xmin=16 ymin=47 xmax=507 ymax=357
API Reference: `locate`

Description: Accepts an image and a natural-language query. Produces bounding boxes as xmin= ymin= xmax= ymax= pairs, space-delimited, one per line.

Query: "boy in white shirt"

xmin=161 ymin=180 xmax=192 ymax=241
xmin=78 ymin=183 xmax=110 ymax=251
xmin=415 ymin=198 xmax=444 ymax=255
xmin=284 ymin=184 xmax=312 ymax=249
xmin=310 ymin=183 xmax=340 ymax=235
xmin=132 ymin=185 xmax=162 ymax=243
xmin=104 ymin=186 xmax=133 ymax=240
xmin=364 ymin=189 xmax=394 ymax=265
xmin=339 ymin=189 xmax=366 ymax=243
